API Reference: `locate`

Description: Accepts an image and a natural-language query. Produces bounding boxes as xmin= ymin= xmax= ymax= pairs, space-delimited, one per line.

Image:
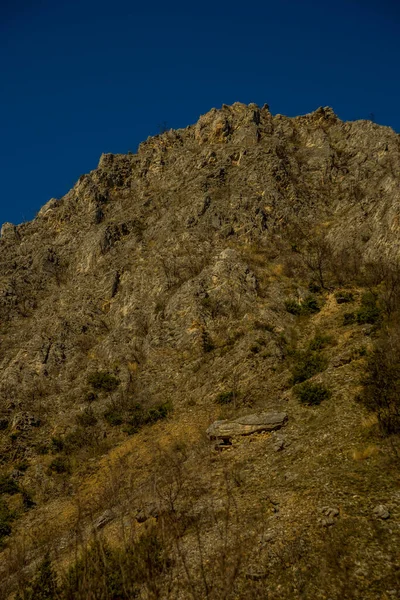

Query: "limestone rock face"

xmin=207 ymin=411 xmax=288 ymax=440
xmin=1 ymin=104 xmax=400 ymax=599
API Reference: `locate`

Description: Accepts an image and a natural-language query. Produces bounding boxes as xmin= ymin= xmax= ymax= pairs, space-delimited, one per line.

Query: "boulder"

xmin=373 ymin=504 xmax=390 ymax=520
xmin=207 ymin=411 xmax=288 ymax=441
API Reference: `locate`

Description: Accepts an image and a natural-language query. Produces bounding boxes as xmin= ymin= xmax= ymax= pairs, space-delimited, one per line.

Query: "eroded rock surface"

xmin=207 ymin=411 xmax=288 ymax=440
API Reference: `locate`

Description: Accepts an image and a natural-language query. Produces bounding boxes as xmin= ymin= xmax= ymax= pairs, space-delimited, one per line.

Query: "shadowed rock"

xmin=207 ymin=411 xmax=288 ymax=440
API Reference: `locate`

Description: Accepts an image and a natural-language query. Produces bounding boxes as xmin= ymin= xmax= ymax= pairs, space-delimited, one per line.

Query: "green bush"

xmin=84 ymin=391 xmax=98 ymax=403
xmin=308 ymin=334 xmax=332 ymax=352
xmin=355 ymin=292 xmax=381 ymax=325
xmin=308 ymin=281 xmax=321 ymax=293
xmin=285 ymin=295 xmax=320 ymax=316
xmin=215 ymin=391 xmax=235 ymax=405
xmin=202 ymin=331 xmax=215 ymax=352
xmin=294 ymin=382 xmax=332 ymax=405
xmin=51 ymin=436 xmax=64 ymax=453
xmin=22 ymin=489 xmax=35 ymax=510
xmin=343 ymin=312 xmax=355 ymax=325
xmin=103 ymin=406 xmax=125 ymax=427
xmin=48 ymin=457 xmax=70 ymax=475
xmin=0 ymin=498 xmax=13 ymax=544
xmin=144 ymin=402 xmax=172 ymax=425
xmin=87 ymin=371 xmax=120 ymax=393
xmin=36 ymin=443 xmax=49 ymax=455
xmin=0 ymin=418 xmax=8 ymax=431
xmin=0 ymin=475 xmax=19 ymax=495
xmin=291 ymin=350 xmax=328 ymax=385
xmin=250 ymin=344 xmax=261 ymax=354
xmin=76 ymin=407 xmax=97 ymax=427
xmin=301 ymin=295 xmax=320 ymax=314
xmin=104 ymin=401 xmax=171 ymax=431
xmin=16 ymin=461 xmax=29 ymax=473
xmin=285 ymin=299 xmax=302 ymax=316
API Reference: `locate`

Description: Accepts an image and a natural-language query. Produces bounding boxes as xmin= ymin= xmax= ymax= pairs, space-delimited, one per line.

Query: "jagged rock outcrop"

xmin=207 ymin=411 xmax=288 ymax=440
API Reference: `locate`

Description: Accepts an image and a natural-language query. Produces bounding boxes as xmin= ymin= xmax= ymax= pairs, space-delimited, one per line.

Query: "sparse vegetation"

xmin=1 ymin=105 xmax=400 ymax=600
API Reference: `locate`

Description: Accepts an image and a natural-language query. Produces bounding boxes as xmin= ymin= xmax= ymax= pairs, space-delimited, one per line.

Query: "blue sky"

xmin=1 ymin=0 xmax=399 ymax=225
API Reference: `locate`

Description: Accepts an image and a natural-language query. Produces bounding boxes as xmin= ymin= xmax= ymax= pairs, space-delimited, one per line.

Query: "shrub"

xmin=103 ymin=406 xmax=125 ymax=427
xmin=285 ymin=295 xmax=320 ymax=316
xmin=308 ymin=334 xmax=332 ymax=352
xmin=76 ymin=407 xmax=97 ymax=427
xmin=0 ymin=499 xmax=13 ymax=544
xmin=355 ymin=292 xmax=381 ymax=325
xmin=294 ymin=382 xmax=332 ymax=405
xmin=291 ymin=350 xmax=328 ymax=385
xmin=301 ymin=295 xmax=320 ymax=314
xmin=16 ymin=461 xmax=29 ymax=473
xmin=51 ymin=436 xmax=64 ymax=453
xmin=144 ymin=402 xmax=171 ymax=425
xmin=87 ymin=371 xmax=120 ymax=393
xmin=0 ymin=475 xmax=19 ymax=495
xmin=202 ymin=330 xmax=215 ymax=353
xmin=48 ymin=457 xmax=70 ymax=475
xmin=104 ymin=400 xmax=171 ymax=431
xmin=36 ymin=443 xmax=49 ymax=455
xmin=250 ymin=344 xmax=261 ymax=354
xmin=215 ymin=391 xmax=235 ymax=405
xmin=308 ymin=281 xmax=321 ymax=293
xmin=22 ymin=489 xmax=35 ymax=510
xmin=285 ymin=299 xmax=302 ymax=316
xmin=343 ymin=312 xmax=356 ymax=325
xmin=0 ymin=418 xmax=8 ymax=431
xmin=84 ymin=391 xmax=98 ymax=403
xmin=359 ymin=331 xmax=400 ymax=434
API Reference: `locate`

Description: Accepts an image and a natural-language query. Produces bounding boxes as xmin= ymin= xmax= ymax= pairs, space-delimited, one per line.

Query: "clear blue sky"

xmin=1 ymin=0 xmax=399 ymax=225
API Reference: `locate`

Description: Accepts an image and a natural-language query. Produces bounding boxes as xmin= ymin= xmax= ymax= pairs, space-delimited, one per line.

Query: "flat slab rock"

xmin=207 ymin=411 xmax=288 ymax=440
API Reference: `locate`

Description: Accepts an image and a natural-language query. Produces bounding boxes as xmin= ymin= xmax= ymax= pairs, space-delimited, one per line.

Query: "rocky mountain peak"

xmin=0 ymin=104 xmax=400 ymax=599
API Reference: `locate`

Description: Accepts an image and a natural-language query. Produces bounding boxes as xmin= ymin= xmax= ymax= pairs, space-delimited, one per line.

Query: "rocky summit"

xmin=0 ymin=103 xmax=400 ymax=599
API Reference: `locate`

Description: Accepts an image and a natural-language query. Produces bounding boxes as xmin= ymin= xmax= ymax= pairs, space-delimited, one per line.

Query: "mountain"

xmin=0 ymin=103 xmax=399 ymax=599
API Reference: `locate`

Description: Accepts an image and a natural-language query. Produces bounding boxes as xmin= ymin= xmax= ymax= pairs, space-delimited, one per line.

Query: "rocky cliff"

xmin=0 ymin=103 xmax=399 ymax=599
